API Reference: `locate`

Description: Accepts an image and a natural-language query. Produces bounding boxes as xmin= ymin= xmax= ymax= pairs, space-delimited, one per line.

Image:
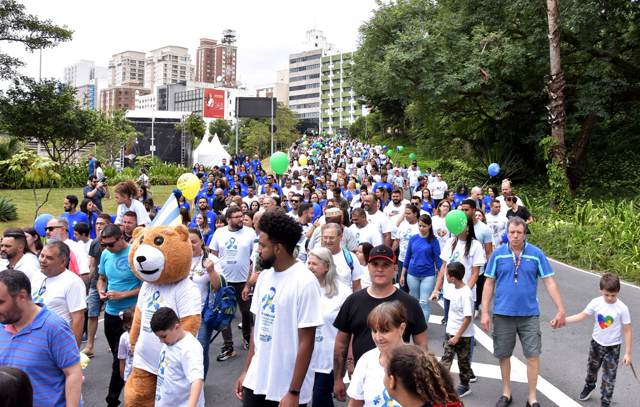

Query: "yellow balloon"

xmin=298 ymin=155 xmax=308 ymax=166
xmin=177 ymin=173 xmax=200 ymax=201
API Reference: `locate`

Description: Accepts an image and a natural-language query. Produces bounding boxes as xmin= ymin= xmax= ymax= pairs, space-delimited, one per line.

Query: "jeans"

xmin=222 ymin=281 xmax=253 ymax=347
xmin=406 ymin=274 xmax=436 ymax=323
xmin=396 ymin=261 xmax=409 ymax=292
xmin=443 ymin=298 xmax=450 ymax=325
xmin=197 ymin=319 xmax=216 ymax=379
xmin=104 ymin=312 xmax=125 ymax=406
xmin=312 ymin=371 xmax=335 ymax=407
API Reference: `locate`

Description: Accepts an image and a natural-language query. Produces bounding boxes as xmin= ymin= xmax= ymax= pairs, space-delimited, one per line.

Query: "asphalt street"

xmin=80 ymin=258 xmax=640 ymax=406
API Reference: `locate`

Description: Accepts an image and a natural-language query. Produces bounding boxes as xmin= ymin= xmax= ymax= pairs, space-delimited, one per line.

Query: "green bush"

xmin=58 ymin=165 xmax=89 ymax=187
xmin=0 ymin=196 xmax=18 ymax=222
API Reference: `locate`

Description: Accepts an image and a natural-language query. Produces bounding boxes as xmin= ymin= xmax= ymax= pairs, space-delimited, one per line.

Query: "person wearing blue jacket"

xmin=400 ymin=214 xmax=442 ymax=322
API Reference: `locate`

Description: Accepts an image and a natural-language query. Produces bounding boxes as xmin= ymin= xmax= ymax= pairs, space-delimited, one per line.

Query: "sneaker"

xmin=495 ymin=395 xmax=512 ymax=407
xmin=216 ymin=346 xmax=236 ymax=362
xmin=525 ymin=402 xmax=540 ymax=407
xmin=578 ymin=383 xmax=596 ymax=401
xmin=456 ymin=384 xmax=471 ymax=398
xmin=242 ymin=338 xmax=250 ymax=350
xmin=469 ymin=374 xmax=477 ymax=383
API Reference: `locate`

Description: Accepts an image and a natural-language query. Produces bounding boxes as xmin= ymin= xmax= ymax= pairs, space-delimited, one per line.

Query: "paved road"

xmin=81 ymin=258 xmax=639 ymax=406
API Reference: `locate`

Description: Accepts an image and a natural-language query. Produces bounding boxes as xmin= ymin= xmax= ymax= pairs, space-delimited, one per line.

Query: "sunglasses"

xmin=45 ymin=226 xmax=64 ymax=232
xmin=100 ymin=239 xmax=119 ymax=248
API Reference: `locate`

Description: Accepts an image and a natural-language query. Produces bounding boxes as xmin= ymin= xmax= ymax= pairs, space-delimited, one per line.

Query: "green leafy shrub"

xmin=0 ymin=196 xmax=18 ymax=222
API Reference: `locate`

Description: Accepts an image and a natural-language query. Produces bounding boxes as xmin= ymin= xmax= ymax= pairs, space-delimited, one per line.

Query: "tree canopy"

xmin=354 ymin=0 xmax=640 ymax=194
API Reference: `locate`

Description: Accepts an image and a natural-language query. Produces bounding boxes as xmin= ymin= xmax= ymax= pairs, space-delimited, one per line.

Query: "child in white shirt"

xmin=151 ymin=307 xmax=205 ymax=407
xmin=440 ymin=262 xmax=474 ymax=399
xmin=117 ymin=308 xmax=134 ymax=381
xmin=564 ymin=273 xmax=632 ymax=407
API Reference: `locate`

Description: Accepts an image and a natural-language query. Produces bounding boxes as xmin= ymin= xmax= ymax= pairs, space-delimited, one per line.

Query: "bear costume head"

xmin=129 ymin=224 xmax=192 ymax=284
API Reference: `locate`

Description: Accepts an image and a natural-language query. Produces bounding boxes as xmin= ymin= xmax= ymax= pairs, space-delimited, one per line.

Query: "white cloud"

xmin=2 ymin=0 xmax=377 ymax=89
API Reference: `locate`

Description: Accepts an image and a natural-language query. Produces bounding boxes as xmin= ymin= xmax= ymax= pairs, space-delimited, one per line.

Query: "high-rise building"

xmin=194 ymin=31 xmax=237 ymax=87
xmin=320 ymin=51 xmax=367 ymax=135
xmin=63 ymin=60 xmax=109 ymax=110
xmin=288 ymin=30 xmax=334 ymax=132
xmin=100 ymin=86 xmax=150 ymax=113
xmin=108 ymin=51 xmax=146 ymax=86
xmin=64 ymin=60 xmax=94 ymax=88
xmin=144 ymin=46 xmax=192 ymax=91
xmin=255 ymin=69 xmax=289 ymax=104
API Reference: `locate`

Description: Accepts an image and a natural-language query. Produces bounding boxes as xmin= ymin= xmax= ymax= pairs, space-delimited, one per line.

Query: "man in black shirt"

xmin=332 ymin=245 xmax=428 ymax=401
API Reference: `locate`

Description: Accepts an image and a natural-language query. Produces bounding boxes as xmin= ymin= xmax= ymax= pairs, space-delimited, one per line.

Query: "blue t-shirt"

xmin=372 ymin=181 xmax=393 ymax=194
xmin=421 ymin=200 xmax=434 ymax=215
xmin=453 ymin=193 xmax=468 ymax=208
xmin=61 ymin=211 xmax=89 ymax=241
xmin=83 ymin=185 xmax=106 ymax=211
xmin=179 ymin=202 xmax=190 ymax=212
xmin=404 ymin=234 xmax=442 ymax=277
xmin=196 ymin=191 xmax=216 ymax=209
xmin=88 ymin=157 xmax=96 ymax=177
xmin=0 ymin=306 xmax=80 ymax=407
xmin=485 ymin=243 xmax=554 ymax=316
xmin=483 ymin=195 xmax=493 ymax=213
xmin=99 ymin=245 xmax=141 ymax=316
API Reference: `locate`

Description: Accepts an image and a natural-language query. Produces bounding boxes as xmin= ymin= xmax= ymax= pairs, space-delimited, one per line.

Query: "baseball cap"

xmin=368 ymin=245 xmax=396 ymax=264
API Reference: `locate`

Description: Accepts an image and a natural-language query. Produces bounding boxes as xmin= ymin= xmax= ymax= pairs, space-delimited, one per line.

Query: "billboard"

xmin=236 ymin=97 xmax=275 ymax=118
xmin=203 ymin=88 xmax=225 ymax=118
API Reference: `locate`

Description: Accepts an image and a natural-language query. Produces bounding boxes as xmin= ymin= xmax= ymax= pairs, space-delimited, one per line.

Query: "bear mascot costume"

xmin=124 ymin=224 xmax=202 ymax=406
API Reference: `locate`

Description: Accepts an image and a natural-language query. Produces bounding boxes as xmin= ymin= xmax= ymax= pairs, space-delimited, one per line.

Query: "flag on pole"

xmin=149 ymin=193 xmax=182 ymax=227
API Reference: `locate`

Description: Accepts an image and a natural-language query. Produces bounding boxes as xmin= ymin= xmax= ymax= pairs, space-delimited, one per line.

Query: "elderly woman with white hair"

xmin=307 ymin=246 xmax=352 ymax=407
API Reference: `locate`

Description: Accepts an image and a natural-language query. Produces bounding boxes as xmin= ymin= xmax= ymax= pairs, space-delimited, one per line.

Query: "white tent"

xmin=193 ymin=129 xmax=231 ymax=167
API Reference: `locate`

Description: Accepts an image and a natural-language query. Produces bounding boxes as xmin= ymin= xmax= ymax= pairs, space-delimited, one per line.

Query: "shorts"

xmin=492 ymin=315 xmax=541 ymax=359
xmin=87 ymin=287 xmax=103 ymax=318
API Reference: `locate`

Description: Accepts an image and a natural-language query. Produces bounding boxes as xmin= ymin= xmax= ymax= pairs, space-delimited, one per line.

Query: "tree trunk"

xmin=546 ymin=0 xmax=571 ymax=198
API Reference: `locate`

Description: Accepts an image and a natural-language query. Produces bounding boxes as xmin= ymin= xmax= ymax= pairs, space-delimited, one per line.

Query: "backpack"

xmin=202 ymin=275 xmax=237 ymax=336
xmin=342 ymin=248 xmax=354 ymax=273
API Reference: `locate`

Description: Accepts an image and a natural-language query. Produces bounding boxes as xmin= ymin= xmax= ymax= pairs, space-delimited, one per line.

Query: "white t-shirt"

xmin=242 ymin=195 xmax=259 ymax=206
xmin=430 ymin=180 xmax=448 ymax=199
xmin=65 ymin=239 xmax=90 ymax=275
xmin=311 ymin=282 xmax=351 ymax=373
xmin=117 ymin=331 xmax=134 ymax=381
xmin=432 ymin=215 xmax=451 ymax=251
xmin=209 ymin=226 xmax=256 ymax=283
xmin=189 ymin=253 xmax=220 ymax=309
xmin=446 ymin=285 xmax=475 ymax=337
xmin=366 ymin=210 xmax=395 ymax=238
xmin=155 ymin=332 xmax=205 ymax=407
xmin=440 ymin=238 xmax=486 ymax=301
xmin=348 ymin=223 xmax=382 ymax=247
xmin=332 ymin=250 xmax=363 ymax=289
xmin=383 ymin=201 xmax=408 ymax=225
xmin=243 ymin=262 xmax=323 ymax=404
xmin=31 ymin=270 xmax=86 ymax=325
xmin=115 ymin=199 xmax=151 ymax=226
xmin=395 ymin=221 xmax=420 ymax=262
xmin=347 ymin=347 xmax=401 ymax=407
xmin=584 ymin=297 xmax=631 ymax=346
xmin=485 ymin=212 xmax=508 ymax=248
xmin=133 ymin=279 xmax=202 ymax=374
xmin=0 ymin=253 xmax=45 ymax=288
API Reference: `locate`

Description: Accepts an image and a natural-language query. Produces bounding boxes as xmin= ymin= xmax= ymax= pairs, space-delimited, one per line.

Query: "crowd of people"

xmin=0 ymin=136 xmax=633 ymax=407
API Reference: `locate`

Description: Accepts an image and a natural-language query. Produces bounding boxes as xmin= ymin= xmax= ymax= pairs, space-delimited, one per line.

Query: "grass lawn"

xmin=0 ymin=185 xmax=176 ymax=233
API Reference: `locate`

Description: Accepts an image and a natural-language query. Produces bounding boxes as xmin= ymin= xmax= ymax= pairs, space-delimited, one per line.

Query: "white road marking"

xmin=548 ymin=258 xmax=639 ymax=290
xmin=430 ymin=307 xmax=581 ymax=407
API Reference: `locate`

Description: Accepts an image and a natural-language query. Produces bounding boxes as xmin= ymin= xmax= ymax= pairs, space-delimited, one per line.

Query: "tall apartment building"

xmin=63 ymin=60 xmax=109 ymax=110
xmin=194 ymin=30 xmax=237 ymax=88
xmin=144 ymin=46 xmax=192 ymax=91
xmin=320 ymin=52 xmax=367 ymax=135
xmin=100 ymin=86 xmax=149 ymax=113
xmin=108 ymin=51 xmax=146 ymax=86
xmin=255 ymin=69 xmax=289 ymax=104
xmin=288 ymin=30 xmax=334 ymax=132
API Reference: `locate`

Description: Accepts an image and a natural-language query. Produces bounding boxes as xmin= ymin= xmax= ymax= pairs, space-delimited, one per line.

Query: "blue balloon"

xmin=334 ymin=147 xmax=340 ymax=154
xmin=34 ymin=213 xmax=54 ymax=236
xmin=488 ymin=163 xmax=501 ymax=177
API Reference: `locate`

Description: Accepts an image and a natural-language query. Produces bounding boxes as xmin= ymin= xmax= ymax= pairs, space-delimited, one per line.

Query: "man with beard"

xmin=362 ymin=194 xmax=394 ymax=248
xmin=210 ymin=206 xmax=257 ymax=361
xmin=383 ymin=189 xmax=409 ymax=225
xmin=234 ymin=209 xmax=322 ymax=407
xmin=196 ymin=181 xmax=216 ymax=209
xmin=196 ymin=197 xmax=217 ymax=230
xmin=0 ymin=228 xmax=44 ymax=288
xmin=0 ymin=269 xmax=83 ymax=407
xmin=61 ymin=195 xmax=89 ymax=241
xmin=212 ymin=188 xmax=227 ymax=214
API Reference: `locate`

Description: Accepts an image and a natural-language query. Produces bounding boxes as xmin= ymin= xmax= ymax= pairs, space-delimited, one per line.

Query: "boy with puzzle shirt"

xmin=563 ymin=273 xmax=632 ymax=407
xmin=151 ymin=307 xmax=205 ymax=407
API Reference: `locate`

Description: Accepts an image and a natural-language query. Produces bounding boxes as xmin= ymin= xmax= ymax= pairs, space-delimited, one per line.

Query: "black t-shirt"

xmin=333 ymin=288 xmax=428 ymax=363
xmin=88 ymin=239 xmax=103 ymax=289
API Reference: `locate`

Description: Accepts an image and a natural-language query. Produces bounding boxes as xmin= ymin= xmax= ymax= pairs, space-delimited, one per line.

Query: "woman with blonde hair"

xmin=307 ymin=247 xmax=351 ymax=407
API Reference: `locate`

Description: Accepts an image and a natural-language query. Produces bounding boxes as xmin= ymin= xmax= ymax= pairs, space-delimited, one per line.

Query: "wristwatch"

xmin=288 ymin=389 xmax=300 ymax=396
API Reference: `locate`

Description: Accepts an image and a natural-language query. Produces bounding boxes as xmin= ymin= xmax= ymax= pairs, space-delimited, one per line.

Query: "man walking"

xmin=481 ymin=217 xmax=566 ymax=407
xmin=210 ymin=206 xmax=257 ymax=360
xmin=0 ymin=228 xmax=43 ymax=287
xmin=234 ymin=209 xmax=322 ymax=406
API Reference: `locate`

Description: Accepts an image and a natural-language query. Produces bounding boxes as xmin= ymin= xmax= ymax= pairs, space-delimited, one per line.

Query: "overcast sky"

xmin=2 ymin=0 xmax=378 ymax=90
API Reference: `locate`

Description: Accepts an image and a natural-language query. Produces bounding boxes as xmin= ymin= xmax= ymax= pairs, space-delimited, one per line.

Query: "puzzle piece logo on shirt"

xmin=597 ymin=314 xmax=614 ymax=329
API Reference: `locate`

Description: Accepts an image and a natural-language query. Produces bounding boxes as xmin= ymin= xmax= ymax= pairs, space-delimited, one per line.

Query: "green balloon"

xmin=398 ymin=145 xmax=404 ymax=152
xmin=269 ymin=151 xmax=289 ymax=175
xmin=386 ymin=150 xmax=393 ymax=157
xmin=445 ymin=210 xmax=468 ymax=235
xmin=409 ymin=152 xmax=417 ymax=160
xmin=310 ymin=149 xmax=317 ymax=155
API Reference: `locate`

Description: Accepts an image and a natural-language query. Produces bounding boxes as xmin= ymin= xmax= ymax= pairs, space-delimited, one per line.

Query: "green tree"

xmin=240 ymin=120 xmax=271 ymax=157
xmin=273 ymin=103 xmax=300 ymax=152
xmin=176 ymin=113 xmax=206 ymax=145
xmin=239 ymin=103 xmax=300 ymax=157
xmin=95 ymin=109 xmax=139 ymax=163
xmin=0 ymin=0 xmax=73 ymax=79
xmin=0 ymin=77 xmax=103 ymax=166
xmin=208 ymin=119 xmax=232 ymax=144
